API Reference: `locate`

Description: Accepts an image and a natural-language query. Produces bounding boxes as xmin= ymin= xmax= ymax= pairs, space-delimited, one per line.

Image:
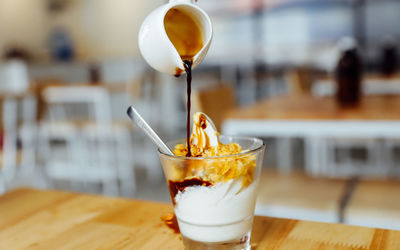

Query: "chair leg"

xmin=319 ymin=139 xmax=330 ymax=176
xmin=0 ymin=173 xmax=5 ymax=194
xmin=34 ymin=166 xmax=50 ymax=189
xmin=119 ymin=165 xmax=136 ymax=197
xmin=2 ymin=130 xmax=17 ymax=181
xmin=277 ymin=137 xmax=292 ymax=173
xmin=103 ymin=180 xmax=119 ymax=196
xmin=19 ymin=124 xmax=37 ymax=184
xmin=305 ymin=138 xmax=323 ymax=176
xmin=383 ymin=140 xmax=396 ymax=176
xmin=2 ymin=98 xmax=18 ymax=182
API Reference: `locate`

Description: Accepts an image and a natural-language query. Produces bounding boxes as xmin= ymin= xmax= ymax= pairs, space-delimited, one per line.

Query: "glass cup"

xmin=159 ymin=135 xmax=265 ymax=250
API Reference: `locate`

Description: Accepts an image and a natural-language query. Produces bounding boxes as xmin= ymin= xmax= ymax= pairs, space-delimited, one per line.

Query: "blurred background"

xmin=0 ymin=0 xmax=400 ymax=230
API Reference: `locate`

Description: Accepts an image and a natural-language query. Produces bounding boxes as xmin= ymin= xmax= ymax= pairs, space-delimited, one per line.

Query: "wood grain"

xmin=224 ymin=95 xmax=400 ymax=121
xmin=0 ymin=188 xmax=399 ymax=250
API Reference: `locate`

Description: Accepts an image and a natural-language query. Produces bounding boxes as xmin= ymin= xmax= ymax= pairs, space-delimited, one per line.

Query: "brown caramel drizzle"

xmin=200 ymin=114 xmax=207 ymax=129
xmin=174 ymin=68 xmax=183 ymax=77
xmin=161 ymin=213 xmax=180 ymax=234
xmin=189 ymin=113 xmax=215 ymax=154
xmin=168 ymin=178 xmax=212 ymax=205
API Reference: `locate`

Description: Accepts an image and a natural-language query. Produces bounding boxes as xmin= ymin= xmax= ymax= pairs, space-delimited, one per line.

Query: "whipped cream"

xmin=174 ymin=179 xmax=258 ymax=243
xmin=190 ymin=112 xmax=219 ymax=154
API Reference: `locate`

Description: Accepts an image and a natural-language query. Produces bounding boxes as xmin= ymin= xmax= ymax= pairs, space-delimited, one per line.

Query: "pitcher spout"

xmin=138 ymin=0 xmax=212 ymax=75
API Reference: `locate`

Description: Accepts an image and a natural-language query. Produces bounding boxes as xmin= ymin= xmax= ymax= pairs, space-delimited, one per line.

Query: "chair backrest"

xmin=41 ymin=85 xmax=112 ymax=125
xmin=192 ymin=84 xmax=236 ymax=130
xmin=0 ymin=60 xmax=29 ymax=94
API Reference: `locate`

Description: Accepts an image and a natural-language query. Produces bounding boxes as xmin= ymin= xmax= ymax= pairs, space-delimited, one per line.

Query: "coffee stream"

xmin=164 ymin=8 xmax=204 ymax=156
xmin=183 ymin=60 xmax=193 ymax=156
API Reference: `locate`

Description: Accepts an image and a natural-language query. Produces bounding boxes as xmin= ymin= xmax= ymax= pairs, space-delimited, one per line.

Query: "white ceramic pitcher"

xmin=138 ymin=0 xmax=213 ymax=75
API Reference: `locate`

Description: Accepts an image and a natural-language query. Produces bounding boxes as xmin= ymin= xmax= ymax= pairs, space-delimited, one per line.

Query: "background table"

xmin=312 ymin=74 xmax=400 ymax=97
xmin=222 ymin=95 xmax=400 ymax=175
xmin=0 ymin=188 xmax=399 ymax=249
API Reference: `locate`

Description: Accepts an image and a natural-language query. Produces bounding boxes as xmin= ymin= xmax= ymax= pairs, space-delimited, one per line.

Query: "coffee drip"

xmin=164 ymin=8 xmax=204 ymax=156
xmin=183 ymin=60 xmax=193 ymax=156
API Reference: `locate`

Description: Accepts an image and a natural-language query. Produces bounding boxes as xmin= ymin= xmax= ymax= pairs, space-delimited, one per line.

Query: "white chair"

xmin=310 ymin=77 xmax=398 ymax=177
xmin=125 ymin=70 xmax=163 ymax=183
xmin=383 ymin=139 xmax=400 ymax=177
xmin=0 ymin=60 xmax=30 ymax=93
xmin=39 ymin=86 xmax=135 ymax=196
xmin=17 ymin=95 xmax=39 ymax=182
xmin=0 ymin=60 xmax=32 ymax=192
xmin=1 ymin=97 xmax=18 ymax=185
xmin=0 ymin=98 xmax=17 ymax=194
xmin=320 ymin=138 xmax=384 ymax=177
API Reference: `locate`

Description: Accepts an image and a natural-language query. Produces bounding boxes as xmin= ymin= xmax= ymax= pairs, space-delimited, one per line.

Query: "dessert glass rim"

xmin=158 ymin=135 xmax=265 ymax=160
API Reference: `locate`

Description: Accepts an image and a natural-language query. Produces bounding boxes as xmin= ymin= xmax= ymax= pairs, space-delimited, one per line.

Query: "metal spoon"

xmin=127 ymin=106 xmax=173 ymax=155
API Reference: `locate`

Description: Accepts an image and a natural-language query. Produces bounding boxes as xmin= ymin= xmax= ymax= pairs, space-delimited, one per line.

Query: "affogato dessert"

xmin=160 ymin=112 xmax=260 ymax=243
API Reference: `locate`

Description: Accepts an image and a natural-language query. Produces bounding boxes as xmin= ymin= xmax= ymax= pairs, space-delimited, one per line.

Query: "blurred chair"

xmin=383 ymin=140 xmax=400 ymax=177
xmin=319 ymin=138 xmax=384 ymax=177
xmin=310 ymin=72 xmax=398 ymax=176
xmin=256 ymin=171 xmax=347 ymax=223
xmin=279 ymin=69 xmax=314 ymax=172
xmin=192 ymin=84 xmax=236 ymax=130
xmin=0 ymin=60 xmax=30 ymax=94
xmin=0 ymin=59 xmax=35 ymax=192
xmin=0 ymin=96 xmax=18 ymax=194
xmin=39 ymin=85 xmax=135 ymax=196
xmin=125 ymin=71 xmax=163 ymax=183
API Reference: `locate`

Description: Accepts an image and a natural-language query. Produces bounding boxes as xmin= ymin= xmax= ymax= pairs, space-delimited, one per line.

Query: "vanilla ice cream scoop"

xmin=190 ymin=112 xmax=219 ymax=151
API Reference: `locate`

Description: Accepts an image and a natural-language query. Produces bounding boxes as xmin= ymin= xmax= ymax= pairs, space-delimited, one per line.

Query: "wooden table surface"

xmin=1 ymin=189 xmax=399 ymax=250
xmin=317 ymin=73 xmax=400 ymax=82
xmin=224 ymin=95 xmax=400 ymax=121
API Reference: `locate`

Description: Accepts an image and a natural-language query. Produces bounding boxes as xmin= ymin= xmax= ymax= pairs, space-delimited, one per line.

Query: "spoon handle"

xmin=127 ymin=106 xmax=173 ymax=155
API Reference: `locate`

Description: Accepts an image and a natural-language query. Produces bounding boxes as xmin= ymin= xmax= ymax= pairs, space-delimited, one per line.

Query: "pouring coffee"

xmin=138 ymin=0 xmax=212 ymax=75
xmin=138 ymin=0 xmax=213 ymax=156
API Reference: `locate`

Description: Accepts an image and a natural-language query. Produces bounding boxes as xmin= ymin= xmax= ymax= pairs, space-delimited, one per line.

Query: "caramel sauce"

xmin=164 ymin=8 xmax=204 ymax=156
xmin=174 ymin=68 xmax=183 ymax=77
xmin=190 ymin=113 xmax=211 ymax=151
xmin=161 ymin=213 xmax=180 ymax=234
xmin=168 ymin=178 xmax=212 ymax=205
xmin=199 ymin=114 xmax=207 ymax=129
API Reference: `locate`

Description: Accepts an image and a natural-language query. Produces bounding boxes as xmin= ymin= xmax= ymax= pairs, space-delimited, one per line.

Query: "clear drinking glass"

xmin=159 ymin=135 xmax=265 ymax=250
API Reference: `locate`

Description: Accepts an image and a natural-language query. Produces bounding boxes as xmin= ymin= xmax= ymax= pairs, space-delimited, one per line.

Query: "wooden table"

xmin=222 ymin=95 xmax=400 ymax=174
xmin=223 ymin=95 xmax=400 ymax=121
xmin=313 ymin=74 xmax=400 ymax=97
xmin=1 ymin=188 xmax=399 ymax=249
xmin=222 ymin=95 xmax=400 ymax=138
